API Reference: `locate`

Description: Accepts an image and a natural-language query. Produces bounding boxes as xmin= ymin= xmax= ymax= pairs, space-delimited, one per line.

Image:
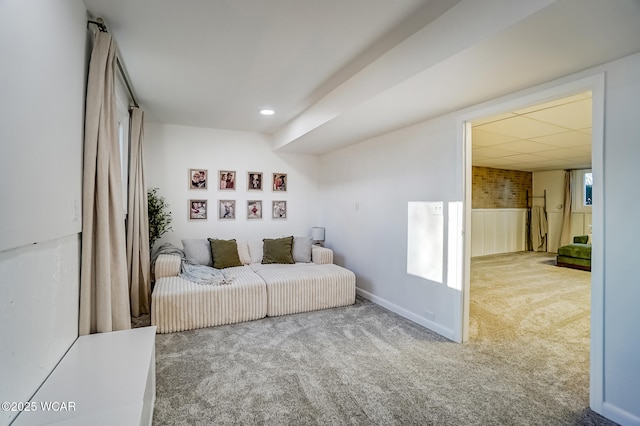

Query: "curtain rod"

xmin=87 ymin=20 xmax=107 ymax=32
xmin=87 ymin=20 xmax=140 ymax=108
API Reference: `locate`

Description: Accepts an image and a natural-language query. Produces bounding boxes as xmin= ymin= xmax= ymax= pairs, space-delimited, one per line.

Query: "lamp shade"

xmin=311 ymin=227 xmax=325 ymax=242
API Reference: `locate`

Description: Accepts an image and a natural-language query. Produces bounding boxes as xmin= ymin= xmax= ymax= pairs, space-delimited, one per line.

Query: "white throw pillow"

xmin=247 ymin=240 xmax=264 ymax=264
xmin=292 ymin=236 xmax=312 ymax=263
xmin=236 ymin=240 xmax=251 ymax=265
xmin=181 ymin=239 xmax=212 ymax=266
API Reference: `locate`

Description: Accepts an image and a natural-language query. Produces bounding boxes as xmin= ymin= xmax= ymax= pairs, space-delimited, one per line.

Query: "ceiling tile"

xmin=475 ymin=115 xmax=569 ymax=139
xmin=498 ymin=153 xmax=553 ymax=163
xmin=473 ymin=157 xmax=530 ymax=169
xmin=532 ymin=147 xmax=585 ymax=160
xmin=564 ymin=161 xmax=592 ymax=170
xmin=471 ymin=128 xmax=520 ymax=146
xmin=532 ymin=158 xmax=575 ymax=168
xmin=530 ymin=130 xmax=591 ymax=148
xmin=495 ymin=164 xmax=535 ymax=172
xmin=572 ymin=144 xmax=592 ymax=154
xmin=472 ymin=146 xmax=521 ymax=158
xmin=513 ymin=92 xmax=590 ymax=114
xmin=524 ymin=98 xmax=592 ymax=130
xmin=471 ymin=112 xmax=517 ymax=126
xmin=567 ymin=153 xmax=592 ymax=162
xmin=494 ymin=139 xmax=561 ymax=154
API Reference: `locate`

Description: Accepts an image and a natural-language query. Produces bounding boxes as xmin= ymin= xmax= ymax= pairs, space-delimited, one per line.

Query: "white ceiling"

xmin=472 ymin=92 xmax=592 ymax=172
xmin=82 ymin=0 xmax=458 ymax=133
xmin=82 ymin=0 xmax=640 ymax=158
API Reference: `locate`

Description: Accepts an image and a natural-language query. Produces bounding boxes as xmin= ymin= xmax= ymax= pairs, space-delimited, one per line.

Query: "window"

xmin=583 ymin=172 xmax=592 ymax=206
xmin=573 ymin=169 xmax=592 ymax=212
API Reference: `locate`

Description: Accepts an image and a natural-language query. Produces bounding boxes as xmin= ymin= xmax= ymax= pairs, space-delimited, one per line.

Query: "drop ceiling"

xmin=472 ymin=92 xmax=592 ymax=172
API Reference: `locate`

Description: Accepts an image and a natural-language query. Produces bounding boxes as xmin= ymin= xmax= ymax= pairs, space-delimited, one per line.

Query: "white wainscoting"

xmin=571 ymin=212 xmax=592 ymax=241
xmin=545 ymin=211 xmax=592 ymax=253
xmin=471 ymin=209 xmax=527 ymax=257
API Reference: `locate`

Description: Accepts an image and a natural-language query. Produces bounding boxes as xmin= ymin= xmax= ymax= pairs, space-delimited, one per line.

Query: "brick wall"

xmin=472 ymin=166 xmax=532 ymax=208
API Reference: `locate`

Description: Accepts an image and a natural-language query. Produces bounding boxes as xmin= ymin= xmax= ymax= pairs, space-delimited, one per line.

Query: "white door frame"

xmin=458 ymin=72 xmax=605 ymax=412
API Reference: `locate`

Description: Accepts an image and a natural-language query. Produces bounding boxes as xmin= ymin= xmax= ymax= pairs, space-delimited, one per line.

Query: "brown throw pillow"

xmin=262 ymin=236 xmax=295 ymax=264
xmin=208 ymin=238 xmax=243 ymax=269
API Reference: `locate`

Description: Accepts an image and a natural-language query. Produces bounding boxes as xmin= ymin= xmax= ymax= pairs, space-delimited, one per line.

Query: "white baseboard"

xmin=356 ymin=288 xmax=455 ymax=341
xmin=602 ymin=401 xmax=640 ymax=426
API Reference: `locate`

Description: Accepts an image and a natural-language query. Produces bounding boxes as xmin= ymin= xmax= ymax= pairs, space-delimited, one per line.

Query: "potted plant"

xmin=147 ymin=188 xmax=172 ymax=250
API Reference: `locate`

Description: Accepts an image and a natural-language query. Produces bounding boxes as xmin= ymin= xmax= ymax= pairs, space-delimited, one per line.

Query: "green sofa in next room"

xmin=557 ymin=235 xmax=591 ymax=271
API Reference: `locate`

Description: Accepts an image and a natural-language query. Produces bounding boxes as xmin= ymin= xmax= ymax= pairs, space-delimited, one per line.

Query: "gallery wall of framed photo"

xmin=187 ymin=169 xmax=289 ymax=221
xmin=143 ymin=123 xmax=321 ymax=246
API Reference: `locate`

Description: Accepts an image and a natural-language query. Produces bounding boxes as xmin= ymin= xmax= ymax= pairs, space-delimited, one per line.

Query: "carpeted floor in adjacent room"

xmin=144 ymin=251 xmax=616 ymax=425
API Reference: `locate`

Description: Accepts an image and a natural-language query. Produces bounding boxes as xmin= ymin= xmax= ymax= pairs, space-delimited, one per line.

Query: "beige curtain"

xmin=80 ymin=31 xmax=131 ymax=335
xmin=127 ymin=108 xmax=151 ymax=316
xmin=559 ymin=170 xmax=573 ymax=247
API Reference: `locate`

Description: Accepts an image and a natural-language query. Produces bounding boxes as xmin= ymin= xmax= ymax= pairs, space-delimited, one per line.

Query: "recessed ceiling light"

xmin=260 ymin=109 xmax=275 ymax=116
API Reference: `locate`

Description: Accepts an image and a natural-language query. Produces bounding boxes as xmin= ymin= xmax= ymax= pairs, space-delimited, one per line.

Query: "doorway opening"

xmin=461 ymin=84 xmax=602 ymax=410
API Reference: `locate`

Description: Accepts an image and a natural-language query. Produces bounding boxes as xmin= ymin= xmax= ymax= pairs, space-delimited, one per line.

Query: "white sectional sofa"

xmin=151 ymin=237 xmax=356 ymax=333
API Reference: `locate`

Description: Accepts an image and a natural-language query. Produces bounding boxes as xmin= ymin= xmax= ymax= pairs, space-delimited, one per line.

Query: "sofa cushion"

xmin=208 ymin=238 xmax=243 ymax=269
xmin=557 ymin=255 xmax=591 ymax=269
xmin=262 ymin=236 xmax=295 ymax=264
xmin=292 ymin=236 xmax=313 ymax=263
xmin=558 ymin=243 xmax=591 ymax=260
xmin=152 ymin=266 xmax=268 ymax=333
xmin=182 ymin=239 xmax=212 ymax=266
xmin=256 ymin=263 xmax=356 ymax=317
xmin=573 ymin=235 xmax=589 ymax=244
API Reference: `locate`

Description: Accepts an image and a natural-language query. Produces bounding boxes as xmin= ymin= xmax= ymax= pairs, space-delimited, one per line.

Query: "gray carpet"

xmin=148 ymin=252 xmax=616 ymax=425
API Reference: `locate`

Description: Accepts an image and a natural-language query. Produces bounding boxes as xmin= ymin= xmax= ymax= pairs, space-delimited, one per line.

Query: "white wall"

xmin=599 ymin=52 xmax=640 ymax=425
xmin=319 ymin=114 xmax=463 ymax=339
xmin=0 ymin=0 xmax=85 ymax=252
xmin=320 ymin=52 xmax=640 ymax=425
xmin=144 ymin=123 xmax=322 ymax=248
xmin=0 ymin=1 xmax=86 ymax=424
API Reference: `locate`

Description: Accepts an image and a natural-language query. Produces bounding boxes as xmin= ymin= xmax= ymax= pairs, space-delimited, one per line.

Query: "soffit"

xmin=275 ymin=0 xmax=640 ymax=155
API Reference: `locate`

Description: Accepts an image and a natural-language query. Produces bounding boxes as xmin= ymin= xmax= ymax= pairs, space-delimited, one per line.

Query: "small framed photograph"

xmin=272 ymin=200 xmax=287 ymax=219
xmin=247 ymin=200 xmax=262 ymax=220
xmin=247 ymin=172 xmax=263 ymax=191
xmin=189 ymin=169 xmax=207 ymax=189
xmin=219 ymin=170 xmax=236 ymax=190
xmin=218 ymin=200 xmax=236 ymax=220
xmin=272 ymin=173 xmax=287 ymax=191
xmin=189 ymin=199 xmax=207 ymax=220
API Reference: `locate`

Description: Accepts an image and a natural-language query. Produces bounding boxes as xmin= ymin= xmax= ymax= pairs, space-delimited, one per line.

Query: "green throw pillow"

xmin=573 ymin=235 xmax=589 ymax=244
xmin=262 ymin=236 xmax=295 ymax=264
xmin=208 ymin=238 xmax=243 ymax=269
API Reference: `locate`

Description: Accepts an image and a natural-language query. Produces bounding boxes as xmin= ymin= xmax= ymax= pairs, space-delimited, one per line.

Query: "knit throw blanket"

xmin=153 ymin=243 xmax=233 ymax=286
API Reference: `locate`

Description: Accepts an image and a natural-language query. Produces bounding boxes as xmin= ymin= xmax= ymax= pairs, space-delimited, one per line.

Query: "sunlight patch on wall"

xmin=407 ymin=201 xmax=443 ymax=284
xmin=447 ymin=201 xmax=463 ymax=291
